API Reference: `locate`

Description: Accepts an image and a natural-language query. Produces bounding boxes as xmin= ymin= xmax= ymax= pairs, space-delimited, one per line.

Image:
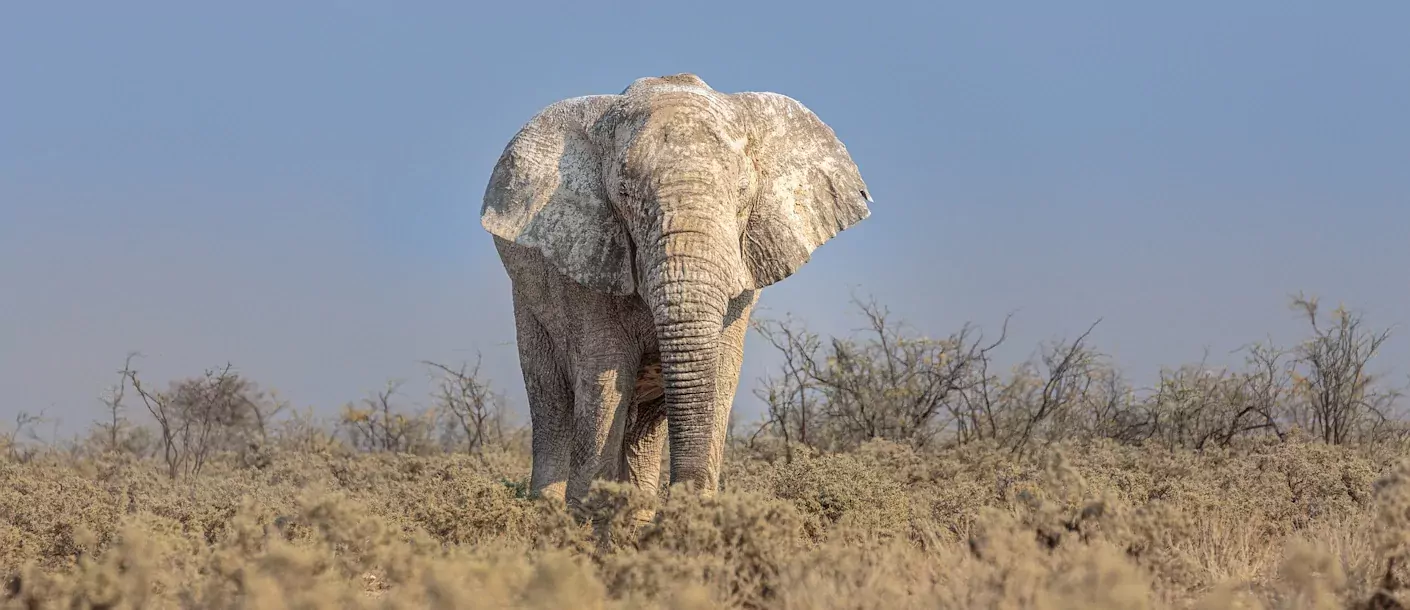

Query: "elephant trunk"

xmin=644 ymin=199 xmax=738 ymax=496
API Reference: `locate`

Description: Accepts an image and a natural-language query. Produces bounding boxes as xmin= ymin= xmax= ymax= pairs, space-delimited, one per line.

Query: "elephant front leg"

xmin=620 ymin=393 xmax=667 ymax=523
xmin=513 ymin=305 xmax=574 ymax=503
xmin=565 ymin=348 xmax=641 ymax=516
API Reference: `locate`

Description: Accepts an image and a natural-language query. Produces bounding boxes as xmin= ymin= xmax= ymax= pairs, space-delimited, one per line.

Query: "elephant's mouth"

xmin=634 ymin=351 xmax=664 ymax=405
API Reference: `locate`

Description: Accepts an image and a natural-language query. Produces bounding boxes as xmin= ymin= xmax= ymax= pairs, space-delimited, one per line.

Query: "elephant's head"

xmin=482 ymin=73 xmax=871 ymax=492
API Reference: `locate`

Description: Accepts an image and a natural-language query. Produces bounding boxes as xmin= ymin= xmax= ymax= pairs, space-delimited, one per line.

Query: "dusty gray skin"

xmin=481 ymin=73 xmax=872 ymax=513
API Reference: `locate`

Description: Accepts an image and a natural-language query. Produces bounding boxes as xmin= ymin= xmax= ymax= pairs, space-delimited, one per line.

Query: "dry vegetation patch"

xmin=3 ymin=438 xmax=1410 ymax=609
xmin=5 ymin=292 xmax=1407 ymax=608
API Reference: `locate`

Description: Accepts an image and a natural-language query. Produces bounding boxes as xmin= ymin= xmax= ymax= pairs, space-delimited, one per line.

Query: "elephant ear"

xmin=481 ymin=95 xmax=635 ymax=295
xmin=733 ymin=92 xmax=872 ymax=288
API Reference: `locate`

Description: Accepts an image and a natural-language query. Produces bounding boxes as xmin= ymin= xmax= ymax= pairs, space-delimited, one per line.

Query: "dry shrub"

xmin=6 ymin=437 xmax=1410 ymax=609
xmin=763 ymin=449 xmax=911 ymax=541
xmin=621 ymin=487 xmax=807 ymax=605
xmin=389 ymin=464 xmax=532 ymax=547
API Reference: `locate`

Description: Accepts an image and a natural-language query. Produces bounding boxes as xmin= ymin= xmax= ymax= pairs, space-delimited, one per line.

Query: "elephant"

xmin=480 ymin=73 xmax=872 ymax=514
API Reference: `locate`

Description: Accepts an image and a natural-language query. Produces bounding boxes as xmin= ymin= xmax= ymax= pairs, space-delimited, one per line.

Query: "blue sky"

xmin=2 ymin=2 xmax=1407 ymax=435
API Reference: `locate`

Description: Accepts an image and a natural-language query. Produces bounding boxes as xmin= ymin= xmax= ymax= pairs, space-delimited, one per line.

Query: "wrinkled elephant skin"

xmin=480 ymin=73 xmax=872 ymax=514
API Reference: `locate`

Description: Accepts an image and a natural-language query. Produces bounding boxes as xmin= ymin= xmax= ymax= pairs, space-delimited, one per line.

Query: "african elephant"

xmin=481 ymin=73 xmax=872 ymax=512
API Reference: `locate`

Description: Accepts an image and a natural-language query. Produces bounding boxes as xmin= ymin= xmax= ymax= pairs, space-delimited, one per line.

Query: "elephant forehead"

xmin=646 ymin=107 xmax=744 ymax=147
xmin=620 ymin=100 xmax=748 ymax=166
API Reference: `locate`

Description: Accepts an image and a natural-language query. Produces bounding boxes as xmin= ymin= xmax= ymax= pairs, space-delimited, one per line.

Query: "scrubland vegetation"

xmin=4 ymin=293 xmax=1410 ymax=609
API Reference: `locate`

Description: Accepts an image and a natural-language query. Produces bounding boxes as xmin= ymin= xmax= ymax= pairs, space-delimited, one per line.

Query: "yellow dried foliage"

xmin=4 ymin=436 xmax=1410 ymax=609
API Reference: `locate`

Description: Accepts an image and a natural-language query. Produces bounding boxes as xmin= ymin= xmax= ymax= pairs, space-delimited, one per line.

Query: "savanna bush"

xmin=6 ymin=438 xmax=1410 ymax=609
xmin=6 ymin=292 xmax=1406 ymax=608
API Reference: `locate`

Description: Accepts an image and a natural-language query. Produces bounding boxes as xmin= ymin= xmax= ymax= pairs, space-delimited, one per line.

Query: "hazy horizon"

xmin=3 ymin=2 xmax=1407 ymax=438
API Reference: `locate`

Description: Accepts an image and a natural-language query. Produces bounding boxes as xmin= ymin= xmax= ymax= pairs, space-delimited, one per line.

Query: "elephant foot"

xmin=630 ymin=507 xmax=657 ymax=527
xmin=532 ymin=480 xmax=568 ymax=504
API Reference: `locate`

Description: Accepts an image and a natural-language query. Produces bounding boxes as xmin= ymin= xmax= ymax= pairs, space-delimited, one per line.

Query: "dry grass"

xmin=4 ymin=433 xmax=1410 ymax=609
